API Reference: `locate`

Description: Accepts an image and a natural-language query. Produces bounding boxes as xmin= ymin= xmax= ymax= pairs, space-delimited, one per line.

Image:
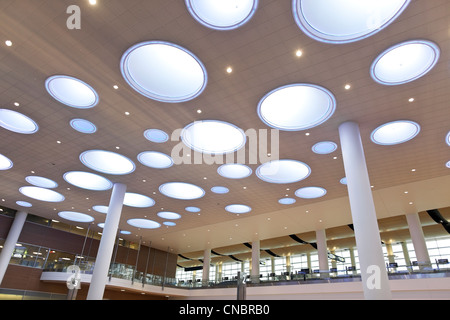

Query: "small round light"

xmin=19 ymin=186 xmax=65 ymax=203
xmin=211 ymin=186 xmax=230 ymax=194
xmin=295 ymin=187 xmax=327 ymax=199
xmin=80 ymin=150 xmax=136 ymax=175
xmin=0 ymin=154 xmax=13 ymax=170
xmin=159 ymin=182 xmax=205 ymax=200
xmin=127 ymin=218 xmax=161 ymax=229
xmin=278 ymin=198 xmax=296 ymax=205
xmin=123 ymin=193 xmax=155 ymax=208
xmin=138 ymin=151 xmax=174 ymax=169
xmin=70 ymin=119 xmax=97 ymax=134
xmin=225 ymin=204 xmax=252 ymax=214
xmin=371 ymin=120 xmax=420 ymax=145
xmin=63 ymin=171 xmax=113 ymax=191
xmin=312 ymin=141 xmax=338 ymax=154
xmin=5 ymin=40 xmax=12 ymax=47
xmin=217 ymin=163 xmax=252 ymax=179
xmin=58 ymin=211 xmax=94 ymax=223
xmin=157 ymin=211 xmax=182 ymax=220
xmin=256 ymin=160 xmax=311 ymax=184
xmin=0 ymin=109 xmax=39 ymax=134
xmin=144 ymin=129 xmax=169 ymax=143
xmin=45 ymin=75 xmax=99 ymax=109
xmin=26 ymin=176 xmax=58 ymax=189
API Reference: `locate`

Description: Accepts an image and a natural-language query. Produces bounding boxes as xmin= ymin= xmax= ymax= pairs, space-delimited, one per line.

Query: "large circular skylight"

xmin=120 ymin=41 xmax=207 ymax=103
xmin=19 ymin=186 xmax=65 ymax=203
xmin=127 ymin=218 xmax=161 ymax=229
xmin=256 ymin=160 xmax=311 ymax=184
xmin=295 ymin=187 xmax=327 ymax=199
xmin=371 ymin=120 xmax=420 ymax=145
xmin=371 ymin=40 xmax=440 ymax=85
xmin=218 ymin=163 xmax=252 ymax=179
xmin=157 ymin=211 xmax=182 ymax=220
xmin=0 ymin=109 xmax=39 ymax=134
xmin=0 ymin=154 xmax=13 ymax=170
xmin=123 ymin=193 xmax=155 ymax=208
xmin=58 ymin=211 xmax=94 ymax=223
xmin=80 ymin=150 xmax=136 ymax=175
xmin=26 ymin=176 xmax=58 ymax=189
xmin=159 ymin=182 xmax=205 ymax=200
xmin=293 ymin=0 xmax=411 ymax=44
xmin=182 ymin=120 xmax=246 ymax=154
xmin=63 ymin=171 xmax=113 ymax=191
xmin=138 ymin=151 xmax=174 ymax=169
xmin=312 ymin=141 xmax=338 ymax=154
xmin=144 ymin=129 xmax=169 ymax=143
xmin=225 ymin=204 xmax=252 ymax=214
xmin=211 ymin=186 xmax=230 ymax=194
xmin=257 ymin=84 xmax=336 ymax=131
xmin=45 ymin=75 xmax=99 ymax=109
xmin=70 ymin=119 xmax=97 ymax=134
xmin=186 ymin=0 xmax=258 ymax=30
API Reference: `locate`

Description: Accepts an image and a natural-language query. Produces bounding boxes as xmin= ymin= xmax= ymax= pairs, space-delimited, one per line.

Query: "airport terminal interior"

xmin=0 ymin=0 xmax=450 ymax=300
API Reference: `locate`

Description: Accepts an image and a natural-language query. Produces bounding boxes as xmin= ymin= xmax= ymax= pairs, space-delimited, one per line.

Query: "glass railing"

xmin=0 ymin=288 xmax=66 ymax=300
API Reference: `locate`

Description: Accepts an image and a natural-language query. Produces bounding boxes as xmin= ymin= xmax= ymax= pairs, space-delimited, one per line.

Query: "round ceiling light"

xmin=0 ymin=154 xmax=13 ymax=170
xmin=446 ymin=161 xmax=450 ymax=169
xmin=181 ymin=120 xmax=246 ymax=154
xmin=371 ymin=40 xmax=440 ymax=85
xmin=293 ymin=0 xmax=411 ymax=44
xmin=120 ymin=41 xmax=207 ymax=103
xmin=26 ymin=176 xmax=58 ymax=189
xmin=312 ymin=141 xmax=338 ymax=154
xmin=371 ymin=120 xmax=420 ymax=145
xmin=19 ymin=186 xmax=65 ymax=203
xmin=211 ymin=186 xmax=230 ymax=194
xmin=217 ymin=163 xmax=252 ymax=179
xmin=295 ymin=186 xmax=327 ymax=199
xmin=185 ymin=206 xmax=201 ymax=213
xmin=0 ymin=109 xmax=39 ymax=134
xmin=256 ymin=160 xmax=311 ymax=184
xmin=144 ymin=129 xmax=169 ymax=143
xmin=127 ymin=218 xmax=161 ymax=229
xmin=340 ymin=177 xmax=347 ymax=185
xmin=159 ymin=182 xmax=205 ymax=200
xmin=70 ymin=119 xmax=97 ymax=134
xmin=16 ymin=201 xmax=32 ymax=208
xmin=123 ymin=193 xmax=155 ymax=208
xmin=80 ymin=150 xmax=136 ymax=175
xmin=225 ymin=204 xmax=252 ymax=214
xmin=45 ymin=75 xmax=99 ymax=109
xmin=278 ymin=198 xmax=296 ymax=205
xmin=164 ymin=221 xmax=176 ymax=227
xmin=63 ymin=171 xmax=113 ymax=191
xmin=138 ymin=151 xmax=174 ymax=169
xmin=92 ymin=205 xmax=109 ymax=214
xmin=445 ymin=131 xmax=450 ymax=146
xmin=257 ymin=84 xmax=336 ymax=131
xmin=58 ymin=211 xmax=94 ymax=223
xmin=157 ymin=211 xmax=182 ymax=220
xmin=186 ymin=0 xmax=258 ymax=30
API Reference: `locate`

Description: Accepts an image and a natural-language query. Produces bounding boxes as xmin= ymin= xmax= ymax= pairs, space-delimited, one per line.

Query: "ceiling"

xmin=0 ymin=0 xmax=449 ymax=255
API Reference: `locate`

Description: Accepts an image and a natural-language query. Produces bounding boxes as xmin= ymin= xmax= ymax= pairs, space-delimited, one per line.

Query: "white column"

xmin=316 ymin=229 xmax=328 ymax=275
xmin=0 ymin=211 xmax=28 ymax=285
xmin=251 ymin=239 xmax=260 ymax=282
xmin=87 ymin=183 xmax=126 ymax=300
xmin=202 ymin=248 xmax=211 ymax=284
xmin=339 ymin=121 xmax=392 ymax=300
xmin=406 ymin=212 xmax=431 ymax=269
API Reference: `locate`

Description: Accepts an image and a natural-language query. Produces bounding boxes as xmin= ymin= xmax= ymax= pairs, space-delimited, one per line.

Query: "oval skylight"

xmin=186 ymin=0 xmax=258 ymax=30
xmin=211 ymin=186 xmax=230 ymax=194
xmin=225 ymin=204 xmax=252 ymax=214
xmin=293 ymin=0 xmax=411 ymax=44
xmin=0 ymin=109 xmax=39 ymax=134
xmin=182 ymin=120 xmax=246 ymax=154
xmin=371 ymin=120 xmax=420 ymax=145
xmin=19 ymin=186 xmax=65 ymax=203
xmin=159 ymin=182 xmax=205 ymax=200
xmin=123 ymin=192 xmax=155 ymax=208
xmin=164 ymin=221 xmax=176 ymax=227
xmin=58 ymin=211 xmax=94 ymax=223
xmin=80 ymin=150 xmax=136 ymax=175
xmin=446 ymin=161 xmax=450 ymax=169
xmin=0 ymin=154 xmax=13 ymax=170
xmin=45 ymin=75 xmax=99 ymax=109
xmin=371 ymin=40 xmax=440 ymax=85
xmin=16 ymin=201 xmax=32 ymax=208
xmin=144 ymin=129 xmax=169 ymax=143
xmin=120 ymin=230 xmax=132 ymax=235
xmin=445 ymin=131 xmax=450 ymax=146
xmin=63 ymin=171 xmax=113 ymax=191
xmin=218 ymin=163 xmax=252 ymax=179
xmin=70 ymin=119 xmax=97 ymax=134
xmin=278 ymin=198 xmax=296 ymax=205
xmin=92 ymin=205 xmax=108 ymax=214
xmin=120 ymin=41 xmax=207 ymax=103
xmin=256 ymin=160 xmax=311 ymax=184
xmin=138 ymin=151 xmax=174 ymax=169
xmin=257 ymin=84 xmax=336 ymax=131
xmin=127 ymin=218 xmax=161 ymax=229
xmin=26 ymin=176 xmax=58 ymax=189
xmin=295 ymin=187 xmax=327 ymax=199
xmin=185 ymin=206 xmax=201 ymax=213
xmin=312 ymin=141 xmax=338 ymax=154
xmin=157 ymin=211 xmax=182 ymax=220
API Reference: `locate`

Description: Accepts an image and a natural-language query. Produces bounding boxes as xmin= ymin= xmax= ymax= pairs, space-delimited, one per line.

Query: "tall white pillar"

xmin=87 ymin=183 xmax=126 ymax=300
xmin=202 ymin=248 xmax=211 ymax=284
xmin=339 ymin=121 xmax=392 ymax=300
xmin=251 ymin=239 xmax=260 ymax=282
xmin=316 ymin=229 xmax=328 ymax=275
xmin=405 ymin=212 xmax=431 ymax=269
xmin=0 ymin=211 xmax=28 ymax=285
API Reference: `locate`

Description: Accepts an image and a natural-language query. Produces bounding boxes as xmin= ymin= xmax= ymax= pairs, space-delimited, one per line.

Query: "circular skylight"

xmin=16 ymin=201 xmax=32 ymax=208
xmin=58 ymin=211 xmax=94 ymax=223
xmin=182 ymin=120 xmax=246 ymax=154
xmin=371 ymin=120 xmax=420 ymax=145
xmin=293 ymin=0 xmax=411 ymax=44
xmin=340 ymin=177 xmax=347 ymax=185
xmin=45 ymin=75 xmax=99 ymax=109
xmin=211 ymin=186 xmax=230 ymax=194
xmin=0 ymin=154 xmax=13 ymax=170
xmin=120 ymin=230 xmax=132 ymax=235
xmin=120 ymin=41 xmax=207 ymax=103
xmin=93 ymin=205 xmax=108 ymax=214
xmin=63 ymin=171 xmax=113 ymax=191
xmin=0 ymin=109 xmax=39 ymax=134
xmin=164 ymin=221 xmax=176 ymax=227
xmin=445 ymin=132 xmax=450 ymax=146
xmin=185 ymin=206 xmax=201 ymax=213
xmin=70 ymin=119 xmax=97 ymax=134
xmin=157 ymin=211 xmax=182 ymax=220
xmin=218 ymin=163 xmax=252 ymax=179
xmin=371 ymin=40 xmax=440 ymax=85
xmin=312 ymin=141 xmax=338 ymax=154
xmin=19 ymin=186 xmax=65 ymax=203
xmin=256 ymin=160 xmax=311 ymax=184
xmin=186 ymin=0 xmax=258 ymax=30
xmin=127 ymin=218 xmax=161 ymax=229
xmin=295 ymin=187 xmax=327 ymax=199
xmin=257 ymin=84 xmax=336 ymax=131
xmin=80 ymin=150 xmax=136 ymax=175
xmin=123 ymin=193 xmax=155 ymax=208
xmin=138 ymin=151 xmax=174 ymax=169
xmin=278 ymin=198 xmax=296 ymax=205
xmin=26 ymin=176 xmax=58 ymax=189
xmin=446 ymin=161 xmax=450 ymax=169
xmin=159 ymin=182 xmax=205 ymax=200
xmin=225 ymin=204 xmax=252 ymax=214
xmin=144 ymin=129 xmax=169 ymax=143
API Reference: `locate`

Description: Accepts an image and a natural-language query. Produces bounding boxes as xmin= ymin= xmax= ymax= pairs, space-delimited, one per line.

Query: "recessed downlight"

xmin=371 ymin=120 xmax=420 ymax=145
xmin=144 ymin=129 xmax=169 ymax=143
xmin=20 ymin=186 xmax=65 ymax=203
xmin=159 ymin=182 xmax=205 ymax=200
xmin=256 ymin=160 xmax=311 ymax=184
xmin=120 ymin=41 xmax=207 ymax=103
xmin=80 ymin=150 xmax=136 ymax=175
xmin=123 ymin=193 xmax=155 ymax=208
xmin=257 ymin=84 xmax=336 ymax=131
xmin=58 ymin=211 xmax=94 ymax=223
xmin=64 ymin=171 xmax=112 ymax=191
xmin=26 ymin=176 xmax=58 ymax=189
xmin=295 ymin=186 xmax=327 ymax=199
xmin=138 ymin=151 xmax=174 ymax=169
xmin=312 ymin=141 xmax=338 ymax=154
xmin=225 ymin=204 xmax=252 ymax=214
xmin=218 ymin=163 xmax=252 ymax=179
xmin=0 ymin=109 xmax=39 ymax=134
xmin=127 ymin=218 xmax=161 ymax=229
xmin=70 ymin=119 xmax=97 ymax=134
xmin=0 ymin=154 xmax=13 ymax=170
xmin=45 ymin=75 xmax=99 ymax=109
